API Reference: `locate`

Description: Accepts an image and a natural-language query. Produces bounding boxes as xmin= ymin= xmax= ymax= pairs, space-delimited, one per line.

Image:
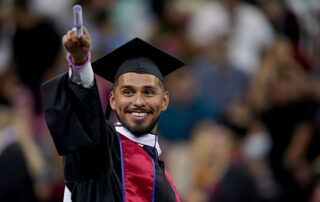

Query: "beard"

xmin=116 ymin=113 xmax=160 ymax=137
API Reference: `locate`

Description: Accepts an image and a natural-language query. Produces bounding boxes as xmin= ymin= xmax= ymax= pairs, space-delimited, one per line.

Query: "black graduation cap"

xmin=92 ymin=38 xmax=185 ymax=83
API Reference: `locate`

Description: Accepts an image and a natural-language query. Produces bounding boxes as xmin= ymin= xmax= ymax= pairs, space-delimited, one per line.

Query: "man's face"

xmin=110 ymin=72 xmax=169 ymax=136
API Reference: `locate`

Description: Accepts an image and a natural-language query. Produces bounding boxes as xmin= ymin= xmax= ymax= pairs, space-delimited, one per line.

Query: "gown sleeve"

xmin=42 ymin=72 xmax=111 ymax=153
xmin=41 ymin=72 xmax=118 ymax=174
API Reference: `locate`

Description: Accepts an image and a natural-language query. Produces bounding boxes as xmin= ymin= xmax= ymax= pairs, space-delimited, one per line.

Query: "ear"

xmin=161 ymin=91 xmax=169 ymax=111
xmin=109 ymin=91 xmax=116 ymax=110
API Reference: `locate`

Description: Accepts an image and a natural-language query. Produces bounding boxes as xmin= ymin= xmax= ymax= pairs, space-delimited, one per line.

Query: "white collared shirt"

xmin=114 ymin=122 xmax=161 ymax=155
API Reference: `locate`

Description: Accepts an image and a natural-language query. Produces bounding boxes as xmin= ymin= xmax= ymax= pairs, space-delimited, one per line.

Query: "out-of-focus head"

xmin=187 ymin=2 xmax=231 ymax=48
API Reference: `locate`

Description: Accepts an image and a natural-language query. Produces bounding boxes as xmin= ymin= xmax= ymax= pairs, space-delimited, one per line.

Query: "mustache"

xmin=125 ymin=107 xmax=153 ymax=114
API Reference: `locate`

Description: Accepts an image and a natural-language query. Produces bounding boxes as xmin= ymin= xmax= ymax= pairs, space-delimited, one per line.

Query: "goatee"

xmin=116 ymin=113 xmax=160 ymax=137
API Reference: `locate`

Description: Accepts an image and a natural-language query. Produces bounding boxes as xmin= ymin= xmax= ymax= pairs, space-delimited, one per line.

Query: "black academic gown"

xmin=42 ymin=73 xmax=178 ymax=202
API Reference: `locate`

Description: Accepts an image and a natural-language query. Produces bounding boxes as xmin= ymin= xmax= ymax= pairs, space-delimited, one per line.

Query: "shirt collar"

xmin=114 ymin=122 xmax=161 ymax=156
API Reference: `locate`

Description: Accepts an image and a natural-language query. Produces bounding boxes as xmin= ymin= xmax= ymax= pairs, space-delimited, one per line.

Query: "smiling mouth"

xmin=126 ymin=108 xmax=152 ymax=120
xmin=131 ymin=112 xmax=147 ymax=117
xmin=128 ymin=112 xmax=149 ymax=120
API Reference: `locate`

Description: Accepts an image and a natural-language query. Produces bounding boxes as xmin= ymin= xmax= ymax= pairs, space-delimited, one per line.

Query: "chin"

xmin=129 ymin=128 xmax=150 ymax=137
xmin=127 ymin=122 xmax=153 ymax=136
xmin=117 ymin=113 xmax=160 ymax=137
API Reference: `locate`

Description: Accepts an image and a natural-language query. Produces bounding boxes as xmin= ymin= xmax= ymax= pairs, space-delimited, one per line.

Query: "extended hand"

xmin=63 ymin=27 xmax=91 ymax=65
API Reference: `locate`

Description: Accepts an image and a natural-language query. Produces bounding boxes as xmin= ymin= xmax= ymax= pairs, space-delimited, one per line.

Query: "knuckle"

xmin=71 ymin=37 xmax=77 ymax=43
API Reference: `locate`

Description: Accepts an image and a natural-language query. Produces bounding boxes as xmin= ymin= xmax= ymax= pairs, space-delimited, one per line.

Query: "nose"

xmin=133 ymin=93 xmax=145 ymax=106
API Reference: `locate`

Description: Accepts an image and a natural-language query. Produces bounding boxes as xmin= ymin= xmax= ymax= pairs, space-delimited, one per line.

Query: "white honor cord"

xmin=73 ymin=5 xmax=83 ymax=38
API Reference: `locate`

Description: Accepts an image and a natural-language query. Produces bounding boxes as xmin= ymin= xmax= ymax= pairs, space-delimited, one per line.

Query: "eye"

xmin=122 ymin=89 xmax=134 ymax=95
xmin=144 ymin=89 xmax=155 ymax=96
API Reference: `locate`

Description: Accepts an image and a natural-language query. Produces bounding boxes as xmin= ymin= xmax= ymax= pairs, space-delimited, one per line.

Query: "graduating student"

xmin=42 ymin=27 xmax=184 ymax=202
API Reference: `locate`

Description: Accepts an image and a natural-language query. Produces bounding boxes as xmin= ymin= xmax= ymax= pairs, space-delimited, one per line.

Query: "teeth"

xmin=131 ymin=112 xmax=147 ymax=117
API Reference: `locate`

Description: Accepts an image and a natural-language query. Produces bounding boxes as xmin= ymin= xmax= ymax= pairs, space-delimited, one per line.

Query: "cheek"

xmin=113 ymin=96 xmax=129 ymax=112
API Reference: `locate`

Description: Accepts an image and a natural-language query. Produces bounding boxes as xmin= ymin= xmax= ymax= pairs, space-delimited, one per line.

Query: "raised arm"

xmin=42 ymin=27 xmax=115 ymax=156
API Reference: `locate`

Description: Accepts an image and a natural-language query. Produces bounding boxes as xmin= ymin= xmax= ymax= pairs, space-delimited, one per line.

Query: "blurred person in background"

xmin=0 ymin=73 xmax=46 ymax=202
xmin=217 ymin=99 xmax=280 ymax=202
xmin=223 ymin=0 xmax=275 ymax=75
xmin=243 ymin=120 xmax=280 ymax=202
xmin=248 ymin=36 xmax=318 ymax=202
xmin=10 ymin=0 xmax=61 ymax=112
xmin=0 ymin=1 xmax=66 ymax=201
xmin=259 ymin=0 xmax=311 ymax=70
xmin=247 ymin=36 xmax=306 ymax=114
xmin=183 ymin=121 xmax=259 ymax=202
xmin=188 ymin=21 xmax=248 ymax=117
xmin=0 ymin=106 xmax=41 ymax=202
xmin=211 ymin=0 xmax=275 ymax=75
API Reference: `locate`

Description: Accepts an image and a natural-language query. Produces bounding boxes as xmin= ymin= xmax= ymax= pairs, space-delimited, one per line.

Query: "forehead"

xmin=116 ymin=72 xmax=161 ymax=88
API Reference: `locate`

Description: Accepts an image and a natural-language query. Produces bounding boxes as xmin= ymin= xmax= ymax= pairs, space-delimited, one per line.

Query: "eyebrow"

xmin=120 ymin=85 xmax=158 ymax=91
xmin=143 ymin=85 xmax=158 ymax=90
xmin=120 ymin=85 xmax=134 ymax=90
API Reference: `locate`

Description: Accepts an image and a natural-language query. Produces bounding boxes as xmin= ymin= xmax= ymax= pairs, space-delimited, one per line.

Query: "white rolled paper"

xmin=73 ymin=5 xmax=83 ymax=38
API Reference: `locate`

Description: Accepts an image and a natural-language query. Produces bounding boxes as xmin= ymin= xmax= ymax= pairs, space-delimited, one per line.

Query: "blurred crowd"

xmin=0 ymin=0 xmax=320 ymax=201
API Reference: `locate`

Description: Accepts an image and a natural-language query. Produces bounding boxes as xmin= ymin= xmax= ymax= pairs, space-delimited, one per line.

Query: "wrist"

xmin=71 ymin=55 xmax=87 ymax=65
xmin=67 ymin=52 xmax=91 ymax=69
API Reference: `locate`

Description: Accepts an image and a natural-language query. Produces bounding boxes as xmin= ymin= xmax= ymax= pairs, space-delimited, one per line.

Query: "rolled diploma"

xmin=73 ymin=5 xmax=83 ymax=38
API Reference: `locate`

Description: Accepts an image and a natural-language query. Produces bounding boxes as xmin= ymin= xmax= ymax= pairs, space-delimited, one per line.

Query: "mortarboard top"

xmin=92 ymin=38 xmax=185 ymax=83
